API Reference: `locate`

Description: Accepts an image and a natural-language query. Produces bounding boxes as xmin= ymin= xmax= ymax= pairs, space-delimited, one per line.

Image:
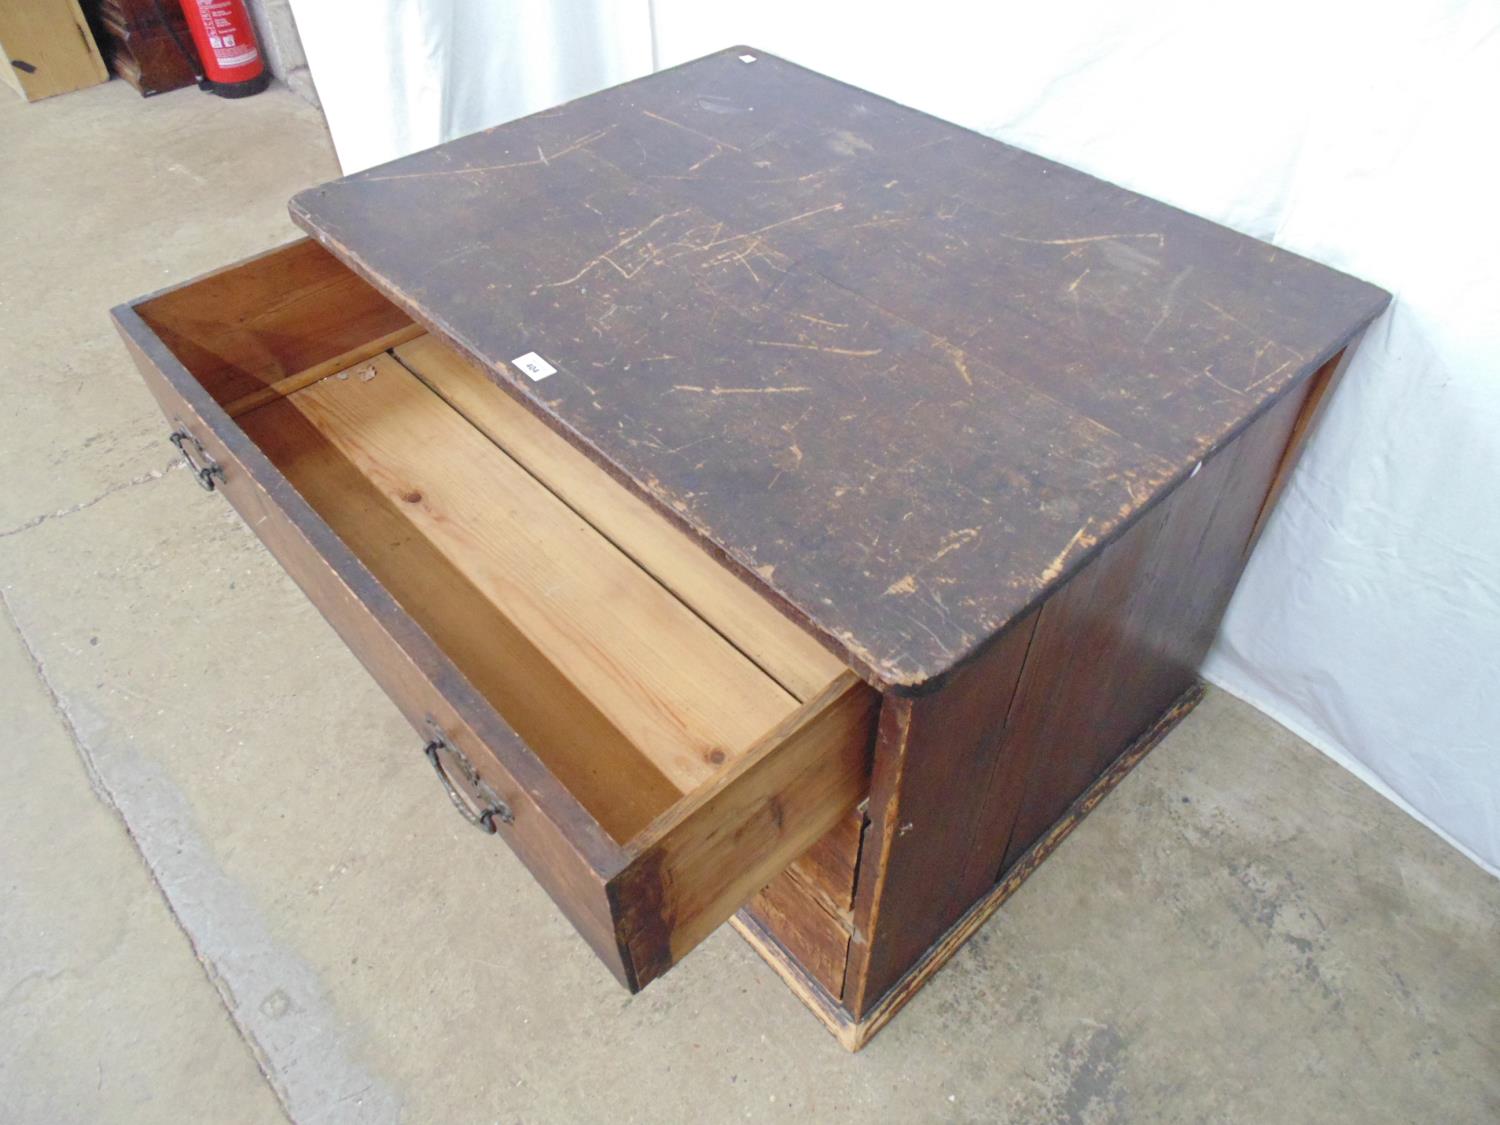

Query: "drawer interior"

xmin=134 ymin=241 xmax=859 ymax=847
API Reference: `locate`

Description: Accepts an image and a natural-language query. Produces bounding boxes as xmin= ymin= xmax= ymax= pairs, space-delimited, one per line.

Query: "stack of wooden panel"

xmin=80 ymin=0 xmax=198 ymax=97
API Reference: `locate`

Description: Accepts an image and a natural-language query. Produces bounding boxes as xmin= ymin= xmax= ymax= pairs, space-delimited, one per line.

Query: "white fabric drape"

xmin=288 ymin=0 xmax=653 ymax=173
xmin=288 ymin=0 xmax=1500 ymax=874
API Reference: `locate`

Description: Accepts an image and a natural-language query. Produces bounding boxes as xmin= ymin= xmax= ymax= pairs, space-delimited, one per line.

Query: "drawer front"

xmin=115 ymin=305 xmax=633 ymax=978
xmin=112 ymin=244 xmax=877 ymax=990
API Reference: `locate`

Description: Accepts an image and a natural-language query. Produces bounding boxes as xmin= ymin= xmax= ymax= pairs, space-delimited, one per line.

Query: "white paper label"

xmin=512 ymin=352 xmax=557 ymax=381
xmin=739 ymin=53 xmax=757 ymax=63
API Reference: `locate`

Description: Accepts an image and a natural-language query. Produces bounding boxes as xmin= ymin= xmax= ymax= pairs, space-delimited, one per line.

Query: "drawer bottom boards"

xmin=237 ymin=343 xmax=820 ymax=841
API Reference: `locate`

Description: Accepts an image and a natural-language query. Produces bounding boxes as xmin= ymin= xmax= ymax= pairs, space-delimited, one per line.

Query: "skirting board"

xmin=732 ymin=681 xmax=1207 ymax=1051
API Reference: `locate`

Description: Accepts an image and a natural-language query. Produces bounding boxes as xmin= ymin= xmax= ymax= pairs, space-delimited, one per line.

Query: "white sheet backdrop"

xmin=289 ymin=0 xmax=653 ymax=174
xmin=288 ymin=0 xmax=1500 ymax=875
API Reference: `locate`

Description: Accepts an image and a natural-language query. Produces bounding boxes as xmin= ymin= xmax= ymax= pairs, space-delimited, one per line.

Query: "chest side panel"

xmin=844 ymin=358 xmax=1326 ymax=1016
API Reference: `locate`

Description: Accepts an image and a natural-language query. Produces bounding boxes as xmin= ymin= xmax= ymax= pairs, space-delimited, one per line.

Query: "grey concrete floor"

xmin=2 ymin=78 xmax=1497 ymax=1125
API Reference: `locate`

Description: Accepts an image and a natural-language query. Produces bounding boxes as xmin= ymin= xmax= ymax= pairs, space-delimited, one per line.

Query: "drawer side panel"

xmin=614 ymin=673 xmax=877 ymax=988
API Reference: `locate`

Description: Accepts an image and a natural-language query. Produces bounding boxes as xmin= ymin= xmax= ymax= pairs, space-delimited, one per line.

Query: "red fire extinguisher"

xmin=173 ymin=0 xmax=269 ymax=98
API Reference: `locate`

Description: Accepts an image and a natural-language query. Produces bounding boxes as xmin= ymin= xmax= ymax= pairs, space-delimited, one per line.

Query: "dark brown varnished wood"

xmin=737 ymin=684 xmax=1205 ymax=1050
xmin=114 ymin=47 xmax=1393 ymax=1050
xmin=842 ymin=604 xmax=1040 ymax=1014
xmin=994 ymin=375 xmax=1311 ymax=877
xmin=290 ymin=46 xmax=1389 ymax=693
xmin=1247 ymin=341 xmax=1359 ymax=553
xmin=842 ymin=371 xmax=1323 ymax=1017
xmin=80 ymin=0 xmax=199 ymax=96
xmin=744 ymin=874 xmax=850 ymax=999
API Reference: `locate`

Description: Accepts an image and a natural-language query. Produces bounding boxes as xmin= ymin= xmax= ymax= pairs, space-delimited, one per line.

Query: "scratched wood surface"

xmin=291 ymin=46 xmax=1389 ymax=691
xmin=844 ymin=371 xmax=1319 ymax=1015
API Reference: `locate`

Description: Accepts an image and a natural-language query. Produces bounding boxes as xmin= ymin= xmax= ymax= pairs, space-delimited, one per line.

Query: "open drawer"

xmin=111 ymin=238 xmax=878 ymax=990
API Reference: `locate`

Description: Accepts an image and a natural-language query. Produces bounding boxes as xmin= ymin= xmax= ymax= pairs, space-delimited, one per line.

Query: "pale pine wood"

xmin=269 ymin=354 xmax=800 ymax=796
xmin=119 ymin=308 xmax=639 ymax=981
xmin=123 ymin=287 xmax=875 ymax=986
xmin=615 ymin=672 xmax=876 ymax=984
xmin=0 ymin=0 xmax=106 ymax=102
xmin=393 ymin=333 xmax=846 ymax=703
xmin=223 ymin=323 xmax=425 ymax=417
xmin=239 ymin=391 xmax=686 ymax=842
xmin=780 ymin=852 xmax=857 ymax=927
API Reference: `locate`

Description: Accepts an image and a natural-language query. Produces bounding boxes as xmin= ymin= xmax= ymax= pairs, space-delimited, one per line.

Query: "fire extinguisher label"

xmin=195 ymin=0 xmax=260 ymax=69
xmin=214 ymin=46 xmax=260 ymax=67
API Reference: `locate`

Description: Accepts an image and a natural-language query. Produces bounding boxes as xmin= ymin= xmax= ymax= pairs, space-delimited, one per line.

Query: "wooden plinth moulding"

xmin=734 ymin=683 xmax=1205 ymax=1050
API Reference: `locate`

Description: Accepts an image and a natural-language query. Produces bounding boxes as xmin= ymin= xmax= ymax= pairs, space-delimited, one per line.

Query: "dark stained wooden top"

xmin=290 ymin=46 xmax=1389 ymax=693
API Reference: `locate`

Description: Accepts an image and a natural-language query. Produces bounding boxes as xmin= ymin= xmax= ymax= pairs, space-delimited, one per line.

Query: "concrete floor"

xmin=2 ymin=78 xmax=1497 ymax=1125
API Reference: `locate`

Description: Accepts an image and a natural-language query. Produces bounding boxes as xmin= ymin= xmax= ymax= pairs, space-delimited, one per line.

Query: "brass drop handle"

xmin=169 ymin=429 xmax=224 ymax=491
xmin=423 ymin=731 xmax=513 ymax=834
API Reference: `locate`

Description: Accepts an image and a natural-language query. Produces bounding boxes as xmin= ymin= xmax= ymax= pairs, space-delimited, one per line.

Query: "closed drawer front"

xmin=745 ymin=866 xmax=856 ymax=999
xmin=785 ymin=805 xmax=865 ymax=917
xmin=745 ymin=804 xmax=864 ymax=998
xmin=113 ymin=238 xmax=878 ymax=990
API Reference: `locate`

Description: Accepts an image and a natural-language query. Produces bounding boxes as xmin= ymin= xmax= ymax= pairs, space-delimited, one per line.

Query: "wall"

xmin=244 ymin=0 xmax=316 ymax=105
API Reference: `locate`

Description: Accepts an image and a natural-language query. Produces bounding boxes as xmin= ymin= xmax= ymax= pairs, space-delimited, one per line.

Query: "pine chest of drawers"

xmin=113 ymin=47 xmax=1388 ymax=1048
